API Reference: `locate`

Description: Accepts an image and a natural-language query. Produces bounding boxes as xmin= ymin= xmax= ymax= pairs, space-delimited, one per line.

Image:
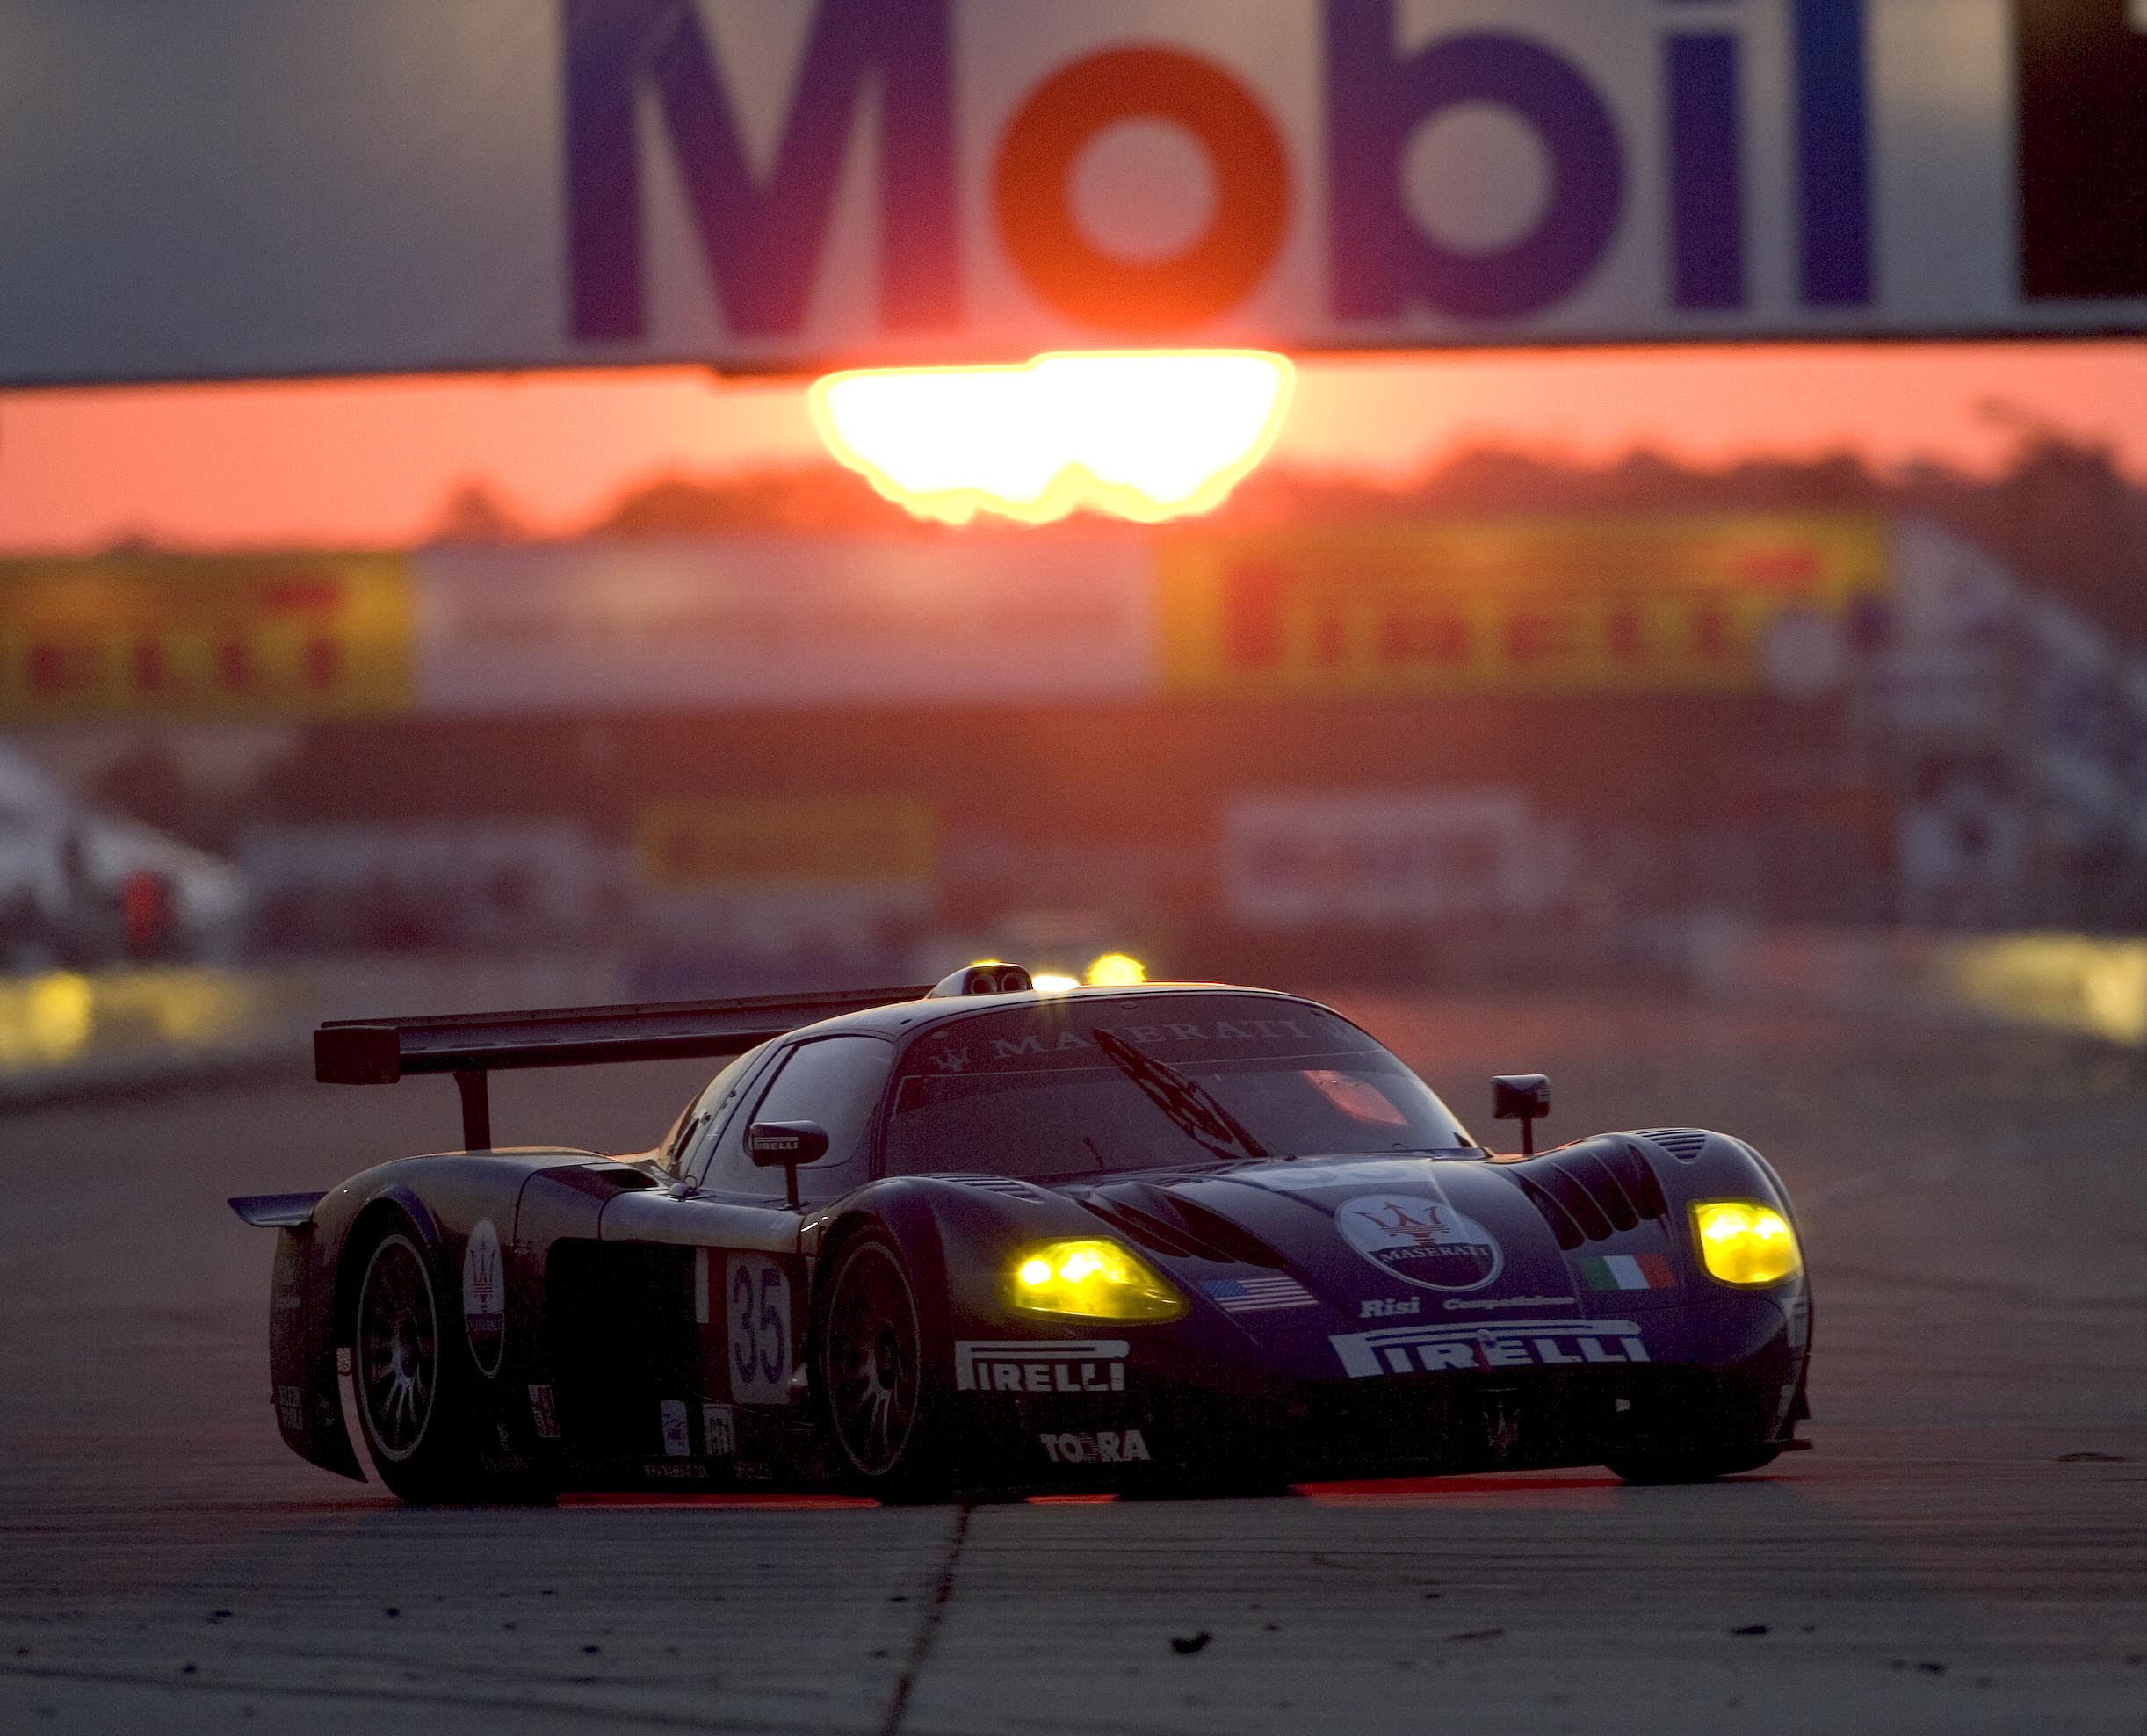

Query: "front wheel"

xmin=817 ymin=1230 xmax=945 ymax=1499
xmin=1604 ymin=1444 xmax=1782 ymax=1486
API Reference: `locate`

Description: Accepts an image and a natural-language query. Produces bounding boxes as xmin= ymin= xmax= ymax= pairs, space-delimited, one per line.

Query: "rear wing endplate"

xmin=314 ymin=984 xmax=929 ymax=1151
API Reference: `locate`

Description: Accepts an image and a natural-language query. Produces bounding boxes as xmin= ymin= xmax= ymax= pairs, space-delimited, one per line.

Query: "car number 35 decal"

xmin=727 ymin=1255 xmax=791 ymax=1405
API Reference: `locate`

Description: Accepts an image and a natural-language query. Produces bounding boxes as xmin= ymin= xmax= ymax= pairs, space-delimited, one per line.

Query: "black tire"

xmin=351 ymin=1228 xmax=478 ymax=1502
xmin=1605 ymin=1444 xmax=1782 ymax=1486
xmin=816 ymin=1229 xmax=947 ymax=1500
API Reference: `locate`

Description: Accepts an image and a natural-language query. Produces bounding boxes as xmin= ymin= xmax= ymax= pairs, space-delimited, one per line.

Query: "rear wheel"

xmin=818 ymin=1231 xmax=944 ymax=1498
xmin=351 ymin=1229 xmax=476 ymax=1502
xmin=1605 ymin=1444 xmax=1782 ymax=1485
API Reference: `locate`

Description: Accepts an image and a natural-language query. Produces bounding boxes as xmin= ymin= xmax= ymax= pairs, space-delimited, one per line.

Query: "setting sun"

xmin=808 ymin=351 xmax=1293 ymax=526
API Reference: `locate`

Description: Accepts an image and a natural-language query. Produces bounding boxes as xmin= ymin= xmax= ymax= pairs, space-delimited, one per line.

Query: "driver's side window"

xmin=699 ymin=1034 xmax=893 ymax=1201
xmin=669 ymin=1044 xmax=770 ymax=1175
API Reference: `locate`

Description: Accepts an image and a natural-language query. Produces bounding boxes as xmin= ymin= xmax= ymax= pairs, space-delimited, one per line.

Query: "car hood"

xmin=1065 ymin=1152 xmax=1595 ymax=1320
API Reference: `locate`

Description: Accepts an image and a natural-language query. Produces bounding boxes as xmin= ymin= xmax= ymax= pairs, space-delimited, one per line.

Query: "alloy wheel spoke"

xmin=359 ymin=1243 xmax=435 ymax=1458
xmin=828 ymin=1248 xmax=918 ymax=1476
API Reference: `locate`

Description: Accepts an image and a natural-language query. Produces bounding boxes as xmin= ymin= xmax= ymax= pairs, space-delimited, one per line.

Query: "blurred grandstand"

xmin=7 ymin=429 xmax=2147 ymax=1009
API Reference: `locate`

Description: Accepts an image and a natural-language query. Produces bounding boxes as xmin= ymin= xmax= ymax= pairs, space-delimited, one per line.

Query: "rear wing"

xmin=314 ymin=984 xmax=930 ymax=1150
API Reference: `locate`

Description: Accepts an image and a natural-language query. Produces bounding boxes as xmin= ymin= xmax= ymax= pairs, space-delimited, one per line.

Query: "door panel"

xmin=598 ymin=1190 xmax=810 ymax=1478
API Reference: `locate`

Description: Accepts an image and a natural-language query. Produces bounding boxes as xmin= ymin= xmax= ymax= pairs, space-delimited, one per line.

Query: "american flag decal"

xmin=1201 ymin=1274 xmax=1319 ymax=1313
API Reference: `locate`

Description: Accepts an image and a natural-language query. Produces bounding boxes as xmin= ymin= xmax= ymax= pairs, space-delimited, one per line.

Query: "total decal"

xmin=1335 ymin=1193 xmax=1502 ymax=1292
xmin=1331 ymin=1318 xmax=1649 ymax=1378
xmin=1038 ymin=1429 xmax=1151 ymax=1465
xmin=956 ymin=1340 xmax=1129 ymax=1393
xmin=660 ymin=1398 xmax=691 ymax=1458
xmin=461 ymin=1219 xmax=505 ymax=1377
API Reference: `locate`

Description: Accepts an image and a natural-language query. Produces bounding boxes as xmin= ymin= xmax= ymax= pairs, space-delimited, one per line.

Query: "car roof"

xmin=784 ymin=981 xmax=1335 ymax=1047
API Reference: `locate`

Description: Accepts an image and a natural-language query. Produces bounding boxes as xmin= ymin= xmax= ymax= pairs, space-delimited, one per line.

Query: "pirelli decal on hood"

xmin=1330 ymin=1319 xmax=1648 ymax=1378
xmin=956 ymin=1340 xmax=1130 ymax=1393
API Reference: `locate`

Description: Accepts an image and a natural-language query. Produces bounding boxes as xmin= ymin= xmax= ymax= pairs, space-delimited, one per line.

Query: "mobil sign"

xmin=564 ymin=0 xmax=1881 ymax=351
xmin=6 ymin=0 xmax=2147 ymax=386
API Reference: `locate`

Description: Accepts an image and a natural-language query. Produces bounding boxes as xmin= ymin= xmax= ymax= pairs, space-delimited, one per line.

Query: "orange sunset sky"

xmin=1 ymin=340 xmax=2143 ymax=552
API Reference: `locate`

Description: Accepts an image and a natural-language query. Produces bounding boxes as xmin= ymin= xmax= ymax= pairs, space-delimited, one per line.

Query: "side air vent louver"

xmin=1165 ymin=1193 xmax=1290 ymax=1269
xmin=1080 ymin=1184 xmax=1274 ymax=1267
xmin=1634 ymin=1128 xmax=1710 ymax=1162
xmin=1079 ymin=1191 xmax=1208 ymax=1262
xmin=951 ymin=1176 xmax=1051 ymax=1199
xmin=1601 ymin=1140 xmax=1669 ymax=1221
xmin=1529 ymin=1161 xmax=1615 ymax=1241
xmin=1508 ymin=1173 xmax=1585 ymax=1250
xmin=1502 ymin=1140 xmax=1671 ymax=1247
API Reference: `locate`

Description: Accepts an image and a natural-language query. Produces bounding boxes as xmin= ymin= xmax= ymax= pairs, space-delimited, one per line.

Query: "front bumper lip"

xmin=946 ymin=1289 xmax=1807 ymax=1483
xmin=975 ymin=1356 xmax=1796 ymax=1481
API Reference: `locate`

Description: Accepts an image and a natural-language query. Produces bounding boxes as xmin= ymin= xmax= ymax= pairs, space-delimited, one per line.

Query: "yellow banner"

xmin=0 ymin=967 xmax=284 ymax=1075
xmin=1157 ymin=514 xmax=1891 ymax=696
xmin=0 ymin=553 xmax=414 ymax=720
xmin=638 ymin=796 xmax=936 ymax=888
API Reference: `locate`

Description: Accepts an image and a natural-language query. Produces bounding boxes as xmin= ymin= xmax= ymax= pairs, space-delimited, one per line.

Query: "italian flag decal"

xmin=1580 ymin=1253 xmax=1676 ymax=1291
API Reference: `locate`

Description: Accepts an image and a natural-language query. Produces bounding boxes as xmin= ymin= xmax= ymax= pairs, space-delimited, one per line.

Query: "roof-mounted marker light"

xmin=928 ymin=962 xmax=1036 ymax=997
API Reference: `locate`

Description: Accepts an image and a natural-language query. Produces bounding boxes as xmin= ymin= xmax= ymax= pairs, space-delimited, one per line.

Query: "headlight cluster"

xmin=1009 ymin=1239 xmax=1185 ymax=1321
xmin=1691 ymin=1201 xmax=1802 ymax=1285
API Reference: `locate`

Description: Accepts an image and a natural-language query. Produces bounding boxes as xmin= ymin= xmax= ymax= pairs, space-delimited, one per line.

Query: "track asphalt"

xmin=1 ymin=990 xmax=2141 ymax=1733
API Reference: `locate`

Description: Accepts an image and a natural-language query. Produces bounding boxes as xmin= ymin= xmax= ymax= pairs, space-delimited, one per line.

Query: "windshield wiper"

xmin=1091 ymin=1029 xmax=1269 ymax=1163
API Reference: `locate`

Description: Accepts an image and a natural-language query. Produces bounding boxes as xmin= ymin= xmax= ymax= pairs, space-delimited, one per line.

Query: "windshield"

xmin=884 ymin=994 xmax=1473 ymax=1181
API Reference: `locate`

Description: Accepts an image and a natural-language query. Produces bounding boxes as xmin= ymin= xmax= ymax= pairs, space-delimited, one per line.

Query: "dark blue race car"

xmin=233 ymin=966 xmax=1811 ymax=1501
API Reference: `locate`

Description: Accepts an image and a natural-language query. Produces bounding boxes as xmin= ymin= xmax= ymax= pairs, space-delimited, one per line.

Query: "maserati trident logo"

xmin=1336 ymin=1193 xmax=1503 ymax=1292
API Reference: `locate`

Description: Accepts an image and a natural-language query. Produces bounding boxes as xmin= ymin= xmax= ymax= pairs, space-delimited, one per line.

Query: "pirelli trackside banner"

xmin=1155 ymin=515 xmax=1891 ymax=696
xmin=4 ymin=1 xmax=2147 ymax=386
xmin=0 ymin=554 xmax=415 ymax=721
xmin=0 ymin=516 xmax=1896 ymax=722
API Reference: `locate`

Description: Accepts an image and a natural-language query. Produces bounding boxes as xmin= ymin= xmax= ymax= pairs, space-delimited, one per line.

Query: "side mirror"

xmin=747 ymin=1120 xmax=828 ymax=1167
xmin=746 ymin=1120 xmax=828 ymax=1208
xmin=1491 ymin=1074 xmax=1551 ymax=1157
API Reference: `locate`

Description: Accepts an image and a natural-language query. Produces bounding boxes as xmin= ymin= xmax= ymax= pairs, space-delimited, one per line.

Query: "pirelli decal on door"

xmin=1330 ymin=1319 xmax=1648 ymax=1378
xmin=956 ymin=1341 xmax=1129 ymax=1393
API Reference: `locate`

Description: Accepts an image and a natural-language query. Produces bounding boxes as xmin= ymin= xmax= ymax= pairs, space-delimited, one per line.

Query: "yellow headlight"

xmin=1691 ymin=1201 xmax=1803 ymax=1286
xmin=1008 ymin=1239 xmax=1185 ymax=1321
